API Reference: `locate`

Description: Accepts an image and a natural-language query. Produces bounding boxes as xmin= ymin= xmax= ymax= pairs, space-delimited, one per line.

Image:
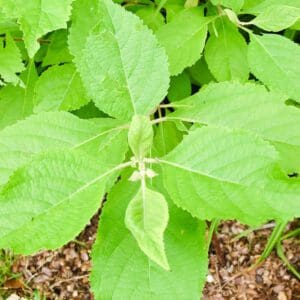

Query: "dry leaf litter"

xmin=0 ymin=215 xmax=299 ymax=300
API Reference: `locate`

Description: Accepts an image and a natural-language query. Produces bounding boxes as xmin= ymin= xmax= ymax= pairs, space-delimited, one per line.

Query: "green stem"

xmin=281 ymin=228 xmax=300 ymax=241
xmin=253 ymin=221 xmax=288 ymax=267
xmin=276 ymin=240 xmax=300 ymax=280
xmin=206 ymin=218 xmax=220 ymax=251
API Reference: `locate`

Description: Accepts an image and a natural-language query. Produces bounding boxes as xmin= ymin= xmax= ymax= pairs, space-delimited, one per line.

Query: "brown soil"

xmin=0 ymin=216 xmax=299 ymax=300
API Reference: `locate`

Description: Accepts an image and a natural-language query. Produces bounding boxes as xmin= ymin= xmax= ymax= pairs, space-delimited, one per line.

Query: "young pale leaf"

xmin=0 ymin=60 xmax=37 ymax=129
xmin=167 ymin=71 xmax=191 ymax=102
xmin=251 ymin=5 xmax=300 ymax=31
xmin=248 ymin=34 xmax=300 ymax=102
xmin=156 ymin=8 xmax=211 ymax=75
xmin=0 ymin=150 xmax=114 ymax=254
xmin=204 ymin=18 xmax=249 ymax=82
xmin=125 ymin=186 xmax=169 ymax=270
xmin=71 ymin=0 xmax=169 ymax=120
xmin=128 ymin=115 xmax=153 ymax=161
xmin=170 ymin=82 xmax=300 ymax=172
xmin=34 ymin=64 xmax=89 ymax=112
xmin=160 ymin=126 xmax=290 ymax=225
xmin=210 ymin=0 xmax=244 ymax=12
xmin=0 ymin=34 xmax=24 ymax=86
xmin=91 ymin=177 xmax=208 ymax=300
xmin=0 ymin=0 xmax=74 ymax=57
xmin=0 ymin=112 xmax=127 ymax=186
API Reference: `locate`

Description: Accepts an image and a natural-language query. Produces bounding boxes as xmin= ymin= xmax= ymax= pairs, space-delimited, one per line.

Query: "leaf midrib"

xmin=250 ymin=35 xmax=289 ymax=83
xmin=0 ymin=161 xmax=130 ymax=243
xmin=102 ymin=2 xmax=137 ymax=116
xmin=159 ymin=158 xmax=267 ymax=189
xmin=167 ymin=115 xmax=300 ymax=147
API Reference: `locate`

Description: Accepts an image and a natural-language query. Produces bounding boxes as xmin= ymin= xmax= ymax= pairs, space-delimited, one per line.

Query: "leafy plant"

xmin=0 ymin=0 xmax=299 ymax=298
xmin=0 ymin=250 xmax=16 ymax=287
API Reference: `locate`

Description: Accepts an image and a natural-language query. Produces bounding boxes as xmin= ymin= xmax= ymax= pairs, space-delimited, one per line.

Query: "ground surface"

xmin=0 ymin=215 xmax=299 ymax=300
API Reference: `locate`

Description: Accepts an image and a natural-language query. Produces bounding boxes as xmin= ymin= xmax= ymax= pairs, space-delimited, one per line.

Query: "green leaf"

xmin=0 ymin=33 xmax=24 ymax=85
xmin=251 ymin=4 xmax=300 ymax=31
xmin=248 ymin=34 xmax=300 ymax=102
xmin=0 ymin=85 xmax=24 ymax=128
xmin=156 ymin=8 xmax=211 ymax=75
xmin=0 ymin=150 xmax=113 ymax=254
xmin=204 ymin=18 xmax=249 ymax=82
xmin=170 ymin=82 xmax=300 ymax=172
xmin=0 ymin=112 xmax=127 ymax=186
xmin=167 ymin=71 xmax=191 ymax=102
xmin=152 ymin=121 xmax=184 ymax=157
xmin=128 ymin=115 xmax=153 ymax=161
xmin=291 ymin=19 xmax=300 ymax=30
xmin=170 ymin=82 xmax=294 ymax=145
xmin=42 ymin=30 xmax=73 ymax=66
xmin=187 ymin=57 xmax=215 ymax=86
xmin=244 ymin=0 xmax=300 ymax=14
xmin=0 ymin=0 xmax=74 ymax=57
xmin=164 ymin=4 xmax=185 ymax=22
xmin=71 ymin=0 xmax=169 ymax=120
xmin=0 ymin=11 xmax=19 ymax=34
xmin=160 ymin=126 xmax=295 ymax=225
xmin=135 ymin=6 xmax=165 ymax=31
xmin=210 ymin=0 xmax=244 ymax=12
xmin=125 ymin=185 xmax=169 ymax=270
xmin=0 ymin=60 xmax=37 ymax=129
xmin=72 ymin=101 xmax=107 ymax=119
xmin=68 ymin=0 xmax=100 ymax=59
xmin=34 ymin=63 xmax=89 ymax=112
xmin=91 ymin=177 xmax=208 ymax=299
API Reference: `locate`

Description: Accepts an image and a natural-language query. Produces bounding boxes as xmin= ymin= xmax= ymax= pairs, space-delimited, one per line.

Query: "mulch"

xmin=0 ymin=215 xmax=299 ymax=300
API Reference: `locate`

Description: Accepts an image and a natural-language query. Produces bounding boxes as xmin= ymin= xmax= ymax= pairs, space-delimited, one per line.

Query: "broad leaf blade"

xmin=160 ymin=126 xmax=293 ymax=225
xmin=34 ymin=63 xmax=89 ymax=112
xmin=204 ymin=18 xmax=249 ymax=82
xmin=68 ymin=0 xmax=100 ymax=59
xmin=248 ymin=34 xmax=300 ymax=102
xmin=187 ymin=57 xmax=215 ymax=86
xmin=170 ymin=81 xmax=300 ymax=172
xmin=156 ymin=8 xmax=210 ymax=75
xmin=0 ymin=0 xmax=74 ymax=57
xmin=244 ymin=0 xmax=300 ymax=14
xmin=135 ymin=6 xmax=165 ymax=31
xmin=152 ymin=121 xmax=184 ymax=157
xmin=0 ymin=150 xmax=114 ymax=254
xmin=125 ymin=186 xmax=169 ymax=270
xmin=0 ymin=112 xmax=128 ymax=186
xmin=42 ymin=30 xmax=73 ymax=66
xmin=0 ymin=60 xmax=37 ymax=129
xmin=251 ymin=4 xmax=300 ymax=31
xmin=71 ymin=0 xmax=169 ymax=120
xmin=0 ymin=33 xmax=24 ymax=86
xmin=91 ymin=177 xmax=208 ymax=300
xmin=167 ymin=71 xmax=191 ymax=102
